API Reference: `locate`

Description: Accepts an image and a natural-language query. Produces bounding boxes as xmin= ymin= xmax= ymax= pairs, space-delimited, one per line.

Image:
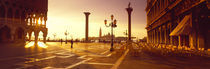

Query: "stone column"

xmin=153 ymin=30 xmax=154 ymax=43
xmin=43 ymin=32 xmax=47 ymax=43
xmin=152 ymin=31 xmax=154 ymax=43
xmin=28 ymin=31 xmax=32 ymax=42
xmin=11 ymin=29 xmax=16 ymax=42
xmin=126 ymin=4 xmax=133 ymax=41
xmin=84 ymin=12 xmax=90 ymax=42
xmin=156 ymin=29 xmax=158 ymax=44
xmin=40 ymin=17 xmax=43 ymax=26
xmin=158 ymin=30 xmax=160 ymax=44
xmin=33 ymin=17 xmax=35 ymax=26
xmin=34 ymin=30 xmax=39 ymax=44
xmin=154 ymin=29 xmax=156 ymax=44
xmin=178 ymin=35 xmax=183 ymax=46
xmin=147 ymin=31 xmax=150 ymax=43
xmin=36 ymin=15 xmax=39 ymax=26
xmin=159 ymin=27 xmax=162 ymax=44
xmin=30 ymin=17 xmax=32 ymax=26
xmin=165 ymin=26 xmax=167 ymax=44
xmin=44 ymin=16 xmax=47 ymax=28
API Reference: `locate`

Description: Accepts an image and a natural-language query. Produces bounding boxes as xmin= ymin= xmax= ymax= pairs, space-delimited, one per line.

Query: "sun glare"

xmin=38 ymin=18 xmax=41 ymax=24
xmin=25 ymin=42 xmax=35 ymax=48
xmin=25 ymin=41 xmax=48 ymax=48
xmin=37 ymin=42 xmax=48 ymax=48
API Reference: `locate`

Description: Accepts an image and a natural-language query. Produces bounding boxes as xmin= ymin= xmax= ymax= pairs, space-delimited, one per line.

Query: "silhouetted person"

xmin=71 ymin=40 xmax=73 ymax=48
xmin=61 ymin=39 xmax=63 ymax=45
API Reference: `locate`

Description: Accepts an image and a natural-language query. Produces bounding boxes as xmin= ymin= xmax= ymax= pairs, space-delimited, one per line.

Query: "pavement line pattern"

xmin=78 ymin=55 xmax=87 ymax=59
xmin=84 ymin=62 xmax=114 ymax=66
xmin=42 ymin=66 xmax=63 ymax=69
xmin=65 ymin=58 xmax=93 ymax=69
xmin=56 ymin=54 xmax=75 ymax=58
xmin=107 ymin=52 xmax=113 ymax=57
xmin=100 ymin=50 xmax=109 ymax=55
xmin=0 ymin=50 xmax=62 ymax=61
xmin=25 ymin=56 xmax=57 ymax=63
xmin=111 ymin=49 xmax=129 ymax=69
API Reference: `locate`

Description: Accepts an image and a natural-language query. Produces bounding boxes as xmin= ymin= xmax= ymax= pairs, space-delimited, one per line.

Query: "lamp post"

xmin=53 ymin=33 xmax=56 ymax=41
xmin=64 ymin=30 xmax=69 ymax=44
xmin=104 ymin=14 xmax=117 ymax=51
xmin=124 ymin=29 xmax=128 ymax=41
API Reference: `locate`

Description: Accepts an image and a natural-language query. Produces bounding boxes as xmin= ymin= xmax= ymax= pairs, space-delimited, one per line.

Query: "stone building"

xmin=146 ymin=0 xmax=209 ymax=50
xmin=0 ymin=0 xmax=48 ymax=43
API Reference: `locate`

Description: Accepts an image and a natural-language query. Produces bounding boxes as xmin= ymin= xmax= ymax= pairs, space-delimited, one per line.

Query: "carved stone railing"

xmin=0 ymin=18 xmax=24 ymax=25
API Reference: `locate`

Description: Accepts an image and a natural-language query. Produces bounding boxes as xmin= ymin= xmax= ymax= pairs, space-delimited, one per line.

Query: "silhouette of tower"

xmin=84 ymin=12 xmax=90 ymax=42
xmin=126 ymin=2 xmax=133 ymax=41
xmin=99 ymin=27 xmax=102 ymax=38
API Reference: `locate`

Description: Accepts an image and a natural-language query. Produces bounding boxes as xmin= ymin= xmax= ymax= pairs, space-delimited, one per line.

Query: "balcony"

xmin=0 ymin=18 xmax=26 ymax=25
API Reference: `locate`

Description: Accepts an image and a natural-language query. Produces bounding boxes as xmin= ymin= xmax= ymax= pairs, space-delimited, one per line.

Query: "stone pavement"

xmin=114 ymin=42 xmax=210 ymax=69
xmin=0 ymin=42 xmax=210 ymax=69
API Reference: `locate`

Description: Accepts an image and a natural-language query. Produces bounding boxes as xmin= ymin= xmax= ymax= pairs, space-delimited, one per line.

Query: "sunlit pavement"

xmin=0 ymin=42 xmax=210 ymax=69
xmin=117 ymin=43 xmax=210 ymax=69
xmin=0 ymin=42 xmax=122 ymax=69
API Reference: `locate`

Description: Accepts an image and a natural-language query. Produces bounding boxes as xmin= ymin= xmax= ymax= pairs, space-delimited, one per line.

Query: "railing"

xmin=0 ymin=18 xmax=24 ymax=25
xmin=27 ymin=24 xmax=46 ymax=28
xmin=0 ymin=18 xmax=46 ymax=28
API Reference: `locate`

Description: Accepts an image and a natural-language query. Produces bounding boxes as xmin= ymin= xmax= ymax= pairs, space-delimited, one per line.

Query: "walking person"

xmin=61 ymin=39 xmax=63 ymax=45
xmin=71 ymin=40 xmax=73 ymax=48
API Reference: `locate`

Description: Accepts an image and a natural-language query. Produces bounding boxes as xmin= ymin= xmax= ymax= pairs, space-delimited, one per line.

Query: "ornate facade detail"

xmin=146 ymin=0 xmax=209 ymax=50
xmin=0 ymin=0 xmax=48 ymax=43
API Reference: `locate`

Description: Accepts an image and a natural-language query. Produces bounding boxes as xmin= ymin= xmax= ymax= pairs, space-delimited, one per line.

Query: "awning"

xmin=170 ymin=15 xmax=192 ymax=36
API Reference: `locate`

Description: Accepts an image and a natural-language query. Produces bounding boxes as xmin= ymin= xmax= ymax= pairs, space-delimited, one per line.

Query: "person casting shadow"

xmin=71 ymin=40 xmax=73 ymax=48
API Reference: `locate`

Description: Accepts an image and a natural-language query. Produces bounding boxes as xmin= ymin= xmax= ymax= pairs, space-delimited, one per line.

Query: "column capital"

xmin=84 ymin=12 xmax=90 ymax=16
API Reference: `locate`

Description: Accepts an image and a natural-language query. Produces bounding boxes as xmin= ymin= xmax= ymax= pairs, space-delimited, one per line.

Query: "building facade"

xmin=0 ymin=0 xmax=48 ymax=43
xmin=146 ymin=0 xmax=209 ymax=50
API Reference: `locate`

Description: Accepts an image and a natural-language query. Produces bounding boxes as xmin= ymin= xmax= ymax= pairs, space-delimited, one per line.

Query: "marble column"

xmin=84 ymin=12 xmax=90 ymax=42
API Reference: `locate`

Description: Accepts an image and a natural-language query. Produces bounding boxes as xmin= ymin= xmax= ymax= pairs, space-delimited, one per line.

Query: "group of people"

xmin=60 ymin=39 xmax=74 ymax=48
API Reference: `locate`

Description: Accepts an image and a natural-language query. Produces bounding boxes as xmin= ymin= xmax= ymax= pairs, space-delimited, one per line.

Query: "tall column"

xmin=34 ymin=30 xmax=39 ymax=44
xmin=33 ymin=17 xmax=35 ymax=26
xmin=36 ymin=15 xmax=39 ymax=26
xmin=30 ymin=17 xmax=32 ymax=26
xmin=40 ymin=17 xmax=43 ymax=26
xmin=44 ymin=16 xmax=47 ymax=27
xmin=159 ymin=27 xmax=162 ymax=44
xmin=126 ymin=3 xmax=133 ymax=41
xmin=154 ymin=30 xmax=156 ymax=43
xmin=178 ymin=35 xmax=182 ymax=46
xmin=147 ymin=31 xmax=149 ymax=43
xmin=11 ymin=29 xmax=15 ymax=42
xmin=28 ymin=31 xmax=32 ymax=42
xmin=148 ymin=31 xmax=150 ymax=43
xmin=43 ymin=32 xmax=47 ymax=43
xmin=158 ymin=30 xmax=160 ymax=44
xmin=84 ymin=12 xmax=90 ymax=42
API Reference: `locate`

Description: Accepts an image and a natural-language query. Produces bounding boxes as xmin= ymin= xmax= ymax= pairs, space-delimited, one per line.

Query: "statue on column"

xmin=128 ymin=2 xmax=131 ymax=8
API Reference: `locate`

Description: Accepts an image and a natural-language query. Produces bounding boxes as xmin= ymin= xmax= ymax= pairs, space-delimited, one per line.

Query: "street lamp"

xmin=53 ymin=33 xmax=56 ymax=41
xmin=104 ymin=14 xmax=117 ymax=51
xmin=64 ymin=30 xmax=69 ymax=44
xmin=124 ymin=29 xmax=128 ymax=41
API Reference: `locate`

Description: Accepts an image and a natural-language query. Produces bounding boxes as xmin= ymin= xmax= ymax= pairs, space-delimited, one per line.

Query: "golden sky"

xmin=46 ymin=0 xmax=147 ymax=40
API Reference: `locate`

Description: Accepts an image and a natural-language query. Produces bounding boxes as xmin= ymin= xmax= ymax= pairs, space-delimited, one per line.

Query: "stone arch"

xmin=7 ymin=8 xmax=13 ymax=18
xmin=0 ymin=26 xmax=11 ymax=42
xmin=15 ymin=27 xmax=24 ymax=40
xmin=38 ymin=30 xmax=44 ymax=41
xmin=0 ymin=5 xmax=5 ymax=18
xmin=15 ymin=9 xmax=20 ymax=18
